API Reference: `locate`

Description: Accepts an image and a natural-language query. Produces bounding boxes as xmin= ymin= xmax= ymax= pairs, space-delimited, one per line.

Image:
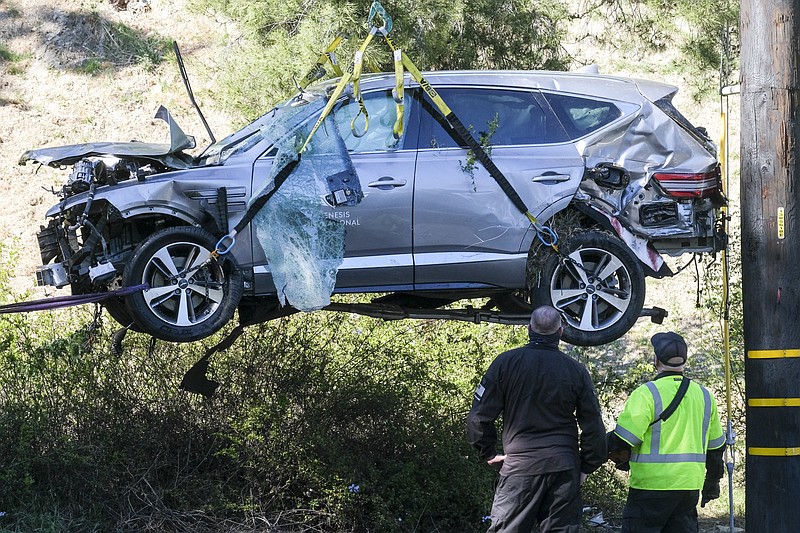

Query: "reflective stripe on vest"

xmin=629 ymin=380 xmax=711 ymax=465
xmin=614 ymin=424 xmax=642 ymax=446
xmin=709 ymin=433 xmax=726 ymax=449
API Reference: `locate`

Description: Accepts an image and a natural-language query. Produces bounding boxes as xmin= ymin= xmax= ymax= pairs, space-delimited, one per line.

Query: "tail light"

xmin=652 ymin=165 xmax=724 ymax=201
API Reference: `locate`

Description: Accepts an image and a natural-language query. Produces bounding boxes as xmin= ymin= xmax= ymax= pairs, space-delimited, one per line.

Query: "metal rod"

xmin=173 ymin=41 xmax=216 ymax=144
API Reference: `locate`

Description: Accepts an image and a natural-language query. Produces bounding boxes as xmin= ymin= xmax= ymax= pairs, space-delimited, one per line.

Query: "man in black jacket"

xmin=467 ymin=305 xmax=607 ymax=533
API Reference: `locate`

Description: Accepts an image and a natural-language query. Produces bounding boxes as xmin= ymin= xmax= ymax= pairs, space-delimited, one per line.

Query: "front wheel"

xmin=122 ymin=226 xmax=243 ymax=342
xmin=103 ymin=296 xmax=143 ymax=332
xmin=535 ymin=230 xmax=645 ymax=346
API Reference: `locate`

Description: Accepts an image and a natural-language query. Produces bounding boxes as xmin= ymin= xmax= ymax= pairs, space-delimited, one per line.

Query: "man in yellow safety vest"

xmin=607 ymin=331 xmax=726 ymax=532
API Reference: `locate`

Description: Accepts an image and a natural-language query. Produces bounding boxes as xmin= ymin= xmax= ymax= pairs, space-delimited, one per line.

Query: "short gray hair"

xmin=529 ymin=305 xmax=562 ymax=335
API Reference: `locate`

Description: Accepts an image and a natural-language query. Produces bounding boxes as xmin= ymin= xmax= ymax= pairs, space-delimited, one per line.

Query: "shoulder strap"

xmin=650 ymin=377 xmax=691 ymax=426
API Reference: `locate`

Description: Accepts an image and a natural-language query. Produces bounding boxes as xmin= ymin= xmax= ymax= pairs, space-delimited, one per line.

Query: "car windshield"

xmin=197 ymin=91 xmax=325 ymax=166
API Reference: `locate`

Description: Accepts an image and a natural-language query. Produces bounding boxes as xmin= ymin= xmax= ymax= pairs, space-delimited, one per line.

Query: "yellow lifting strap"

xmin=299 ymin=4 xmax=389 ymax=153
xmin=348 ymin=2 xmax=405 ymax=140
xmin=297 ymin=1 xmax=553 ymax=248
xmin=349 ymin=27 xmax=379 ymax=138
xmin=297 ymin=35 xmax=345 ymax=89
xmin=298 ymin=30 xmax=374 ymax=153
xmin=391 ymin=48 xmax=405 ymax=139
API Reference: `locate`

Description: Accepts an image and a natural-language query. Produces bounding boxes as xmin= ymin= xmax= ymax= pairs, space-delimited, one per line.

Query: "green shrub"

xmin=0 ymin=44 xmax=17 ymax=62
xmin=192 ymin=0 xmax=569 ymax=119
xmin=0 ymin=284 xmax=523 ymax=531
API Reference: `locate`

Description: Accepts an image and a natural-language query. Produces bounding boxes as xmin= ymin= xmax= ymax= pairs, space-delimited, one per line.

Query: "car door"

xmin=412 ymin=86 xmax=585 ymax=289
xmin=250 ymin=89 xmax=417 ymax=293
xmin=325 ymin=88 xmax=418 ymax=290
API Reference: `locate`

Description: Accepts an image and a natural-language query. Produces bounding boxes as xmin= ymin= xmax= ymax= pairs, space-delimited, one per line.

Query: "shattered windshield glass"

xmin=198 ymin=93 xmax=325 ymax=165
xmin=250 ymin=96 xmax=363 ymax=312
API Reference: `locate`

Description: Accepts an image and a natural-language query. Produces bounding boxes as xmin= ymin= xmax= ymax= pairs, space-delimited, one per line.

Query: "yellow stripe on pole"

xmin=747 ymin=349 xmax=800 ymax=359
xmin=749 ymin=447 xmax=800 ymax=457
xmin=749 ymin=398 xmax=800 ymax=407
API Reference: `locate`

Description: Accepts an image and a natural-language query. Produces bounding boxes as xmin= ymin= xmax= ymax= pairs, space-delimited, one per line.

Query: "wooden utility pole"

xmin=741 ymin=0 xmax=800 ymax=529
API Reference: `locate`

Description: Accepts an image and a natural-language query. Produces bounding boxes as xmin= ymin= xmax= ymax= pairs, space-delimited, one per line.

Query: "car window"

xmin=418 ymin=87 xmax=564 ymax=149
xmin=541 ymin=92 xmax=622 ymax=139
xmin=654 ymin=96 xmax=713 ymax=146
xmin=333 ymin=90 xmax=407 ymax=152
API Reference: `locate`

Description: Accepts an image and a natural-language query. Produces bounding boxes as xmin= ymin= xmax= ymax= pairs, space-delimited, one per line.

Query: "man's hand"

xmin=606 ymin=431 xmax=631 ymax=471
xmin=608 ymin=449 xmax=631 ymax=471
xmin=487 ymin=454 xmax=506 ymax=471
xmin=701 ymin=478 xmax=720 ymax=507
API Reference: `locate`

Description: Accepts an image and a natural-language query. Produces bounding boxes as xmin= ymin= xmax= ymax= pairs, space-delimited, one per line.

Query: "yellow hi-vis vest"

xmin=614 ymin=374 xmax=725 ymax=490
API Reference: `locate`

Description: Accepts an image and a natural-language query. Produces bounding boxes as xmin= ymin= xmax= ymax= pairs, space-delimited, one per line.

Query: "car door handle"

xmin=531 ymin=173 xmax=571 ymax=183
xmin=368 ymin=177 xmax=408 ymax=189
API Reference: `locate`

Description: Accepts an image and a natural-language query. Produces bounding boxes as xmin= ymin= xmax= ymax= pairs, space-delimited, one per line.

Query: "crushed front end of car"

xmin=23 ymin=93 xmax=364 ymax=343
xmin=26 ymin=106 xmax=199 ymax=291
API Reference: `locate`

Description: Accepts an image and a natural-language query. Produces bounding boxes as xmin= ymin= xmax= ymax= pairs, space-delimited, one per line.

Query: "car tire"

xmin=103 ymin=296 xmax=143 ymax=332
xmin=122 ymin=226 xmax=243 ymax=342
xmin=493 ymin=290 xmax=532 ymax=314
xmin=534 ymin=229 xmax=645 ymax=346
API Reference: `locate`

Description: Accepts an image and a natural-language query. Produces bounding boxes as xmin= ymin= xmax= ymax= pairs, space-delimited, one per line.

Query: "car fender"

xmin=519 ymin=195 xmax=575 ymax=252
xmin=47 ymin=179 xmax=209 ymax=225
xmin=573 ymin=202 xmax=671 ymax=278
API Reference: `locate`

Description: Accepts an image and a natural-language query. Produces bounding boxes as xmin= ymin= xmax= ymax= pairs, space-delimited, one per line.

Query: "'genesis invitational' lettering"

xmin=326 ymin=211 xmax=360 ymax=225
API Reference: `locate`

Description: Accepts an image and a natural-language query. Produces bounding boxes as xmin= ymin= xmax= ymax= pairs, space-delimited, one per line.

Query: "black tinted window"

xmin=542 ymin=93 xmax=622 ymax=139
xmin=419 ymin=87 xmax=565 ymax=148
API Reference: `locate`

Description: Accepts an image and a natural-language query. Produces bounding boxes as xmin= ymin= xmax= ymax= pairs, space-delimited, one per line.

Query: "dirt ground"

xmin=588 ymin=510 xmax=745 ymax=533
xmin=0 ymin=0 xmax=233 ymax=294
xmin=588 ymin=517 xmax=744 ymax=533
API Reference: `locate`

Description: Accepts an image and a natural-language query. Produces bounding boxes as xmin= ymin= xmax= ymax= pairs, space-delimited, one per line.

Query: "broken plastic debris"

xmin=19 ymin=106 xmax=195 ymax=169
xmin=587 ymin=511 xmax=607 ymax=527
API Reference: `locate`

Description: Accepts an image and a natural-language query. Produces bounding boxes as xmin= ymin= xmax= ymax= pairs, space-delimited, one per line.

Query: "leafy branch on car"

xmin=459 ymin=113 xmax=499 ymax=191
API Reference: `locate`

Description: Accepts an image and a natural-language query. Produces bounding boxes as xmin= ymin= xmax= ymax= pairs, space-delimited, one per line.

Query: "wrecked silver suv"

xmin=23 ymin=70 xmax=725 ymax=345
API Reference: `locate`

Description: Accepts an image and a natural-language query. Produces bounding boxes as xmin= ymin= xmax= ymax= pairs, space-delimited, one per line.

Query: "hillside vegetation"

xmin=0 ymin=0 xmax=743 ymax=531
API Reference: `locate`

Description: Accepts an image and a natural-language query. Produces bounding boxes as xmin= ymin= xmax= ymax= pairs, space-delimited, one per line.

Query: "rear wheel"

xmin=122 ymin=226 xmax=243 ymax=342
xmin=535 ymin=230 xmax=645 ymax=346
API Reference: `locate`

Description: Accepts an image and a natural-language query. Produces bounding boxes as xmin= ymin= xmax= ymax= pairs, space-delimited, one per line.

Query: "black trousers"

xmin=621 ymin=488 xmax=700 ymax=533
xmin=487 ymin=469 xmax=581 ymax=533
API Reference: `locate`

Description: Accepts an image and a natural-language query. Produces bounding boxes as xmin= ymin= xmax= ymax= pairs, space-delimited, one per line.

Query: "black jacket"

xmin=466 ymin=339 xmax=607 ymax=475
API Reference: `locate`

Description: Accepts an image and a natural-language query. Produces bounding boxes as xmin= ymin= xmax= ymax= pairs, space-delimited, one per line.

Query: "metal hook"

xmin=367 ymin=1 xmax=392 ymax=34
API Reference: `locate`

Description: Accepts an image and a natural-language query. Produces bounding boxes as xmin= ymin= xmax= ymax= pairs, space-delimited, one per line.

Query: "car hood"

xmin=18 ymin=106 xmax=196 ymax=169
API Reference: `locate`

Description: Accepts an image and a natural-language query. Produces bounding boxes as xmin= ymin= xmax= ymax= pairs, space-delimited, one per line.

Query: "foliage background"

xmin=0 ymin=0 xmax=743 ymax=531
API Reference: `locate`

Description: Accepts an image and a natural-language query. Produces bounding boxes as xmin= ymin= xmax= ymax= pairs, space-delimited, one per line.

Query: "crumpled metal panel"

xmin=251 ymin=99 xmax=362 ymax=311
xmin=576 ymin=99 xmax=719 ymax=238
xmin=18 ymin=106 xmax=196 ymax=169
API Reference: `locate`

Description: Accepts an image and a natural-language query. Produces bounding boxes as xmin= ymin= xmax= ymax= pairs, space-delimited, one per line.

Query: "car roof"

xmin=343 ymin=69 xmax=677 ymax=104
